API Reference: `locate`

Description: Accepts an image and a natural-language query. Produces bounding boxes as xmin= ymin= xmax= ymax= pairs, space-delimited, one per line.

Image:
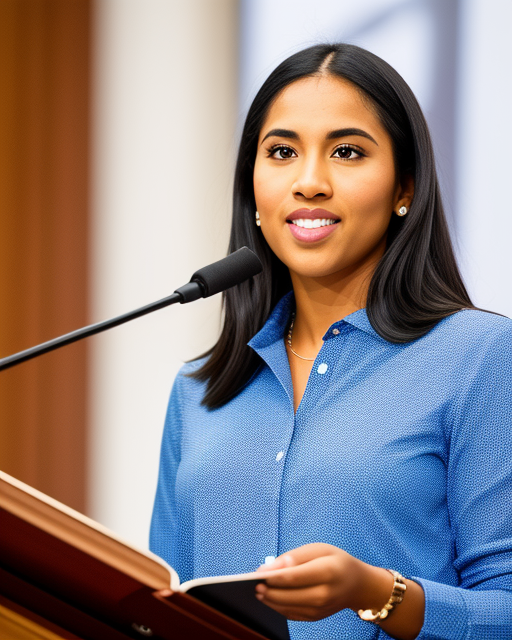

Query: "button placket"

xmin=271 ymin=403 xmax=296 ymax=566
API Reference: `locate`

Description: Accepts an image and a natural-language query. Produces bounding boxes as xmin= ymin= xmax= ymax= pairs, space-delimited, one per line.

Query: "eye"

xmin=267 ymin=145 xmax=297 ymax=160
xmin=332 ymin=144 xmax=364 ymax=160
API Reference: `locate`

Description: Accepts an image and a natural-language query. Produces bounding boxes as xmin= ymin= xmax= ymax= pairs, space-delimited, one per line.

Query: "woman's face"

xmin=253 ymin=74 xmax=412 ymax=283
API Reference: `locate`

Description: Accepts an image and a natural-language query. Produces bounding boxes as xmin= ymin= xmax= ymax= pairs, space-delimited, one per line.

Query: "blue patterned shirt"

xmin=150 ymin=292 xmax=512 ymax=639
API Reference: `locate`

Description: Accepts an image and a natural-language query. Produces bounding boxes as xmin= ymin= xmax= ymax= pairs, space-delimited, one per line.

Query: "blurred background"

xmin=0 ymin=0 xmax=510 ymax=550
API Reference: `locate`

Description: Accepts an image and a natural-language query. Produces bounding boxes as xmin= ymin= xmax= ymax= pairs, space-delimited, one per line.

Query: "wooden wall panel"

xmin=0 ymin=0 xmax=90 ymax=512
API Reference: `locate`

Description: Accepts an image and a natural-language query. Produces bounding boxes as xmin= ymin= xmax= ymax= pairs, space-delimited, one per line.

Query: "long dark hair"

xmin=190 ymin=43 xmax=474 ymax=409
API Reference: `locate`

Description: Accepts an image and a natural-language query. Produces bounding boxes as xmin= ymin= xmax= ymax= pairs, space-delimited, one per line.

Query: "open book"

xmin=0 ymin=470 xmax=290 ymax=640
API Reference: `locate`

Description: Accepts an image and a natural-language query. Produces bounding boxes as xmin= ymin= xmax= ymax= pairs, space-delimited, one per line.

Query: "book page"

xmin=180 ymin=568 xmax=283 ymax=592
xmin=0 ymin=470 xmax=180 ymax=591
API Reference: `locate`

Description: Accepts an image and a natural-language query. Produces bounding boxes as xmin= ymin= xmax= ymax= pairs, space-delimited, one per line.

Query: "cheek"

xmin=253 ymin=162 xmax=289 ymax=212
xmin=349 ymin=167 xmax=398 ymax=211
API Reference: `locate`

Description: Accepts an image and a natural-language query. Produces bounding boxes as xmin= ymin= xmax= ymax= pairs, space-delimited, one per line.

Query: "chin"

xmin=288 ymin=261 xmax=346 ymax=281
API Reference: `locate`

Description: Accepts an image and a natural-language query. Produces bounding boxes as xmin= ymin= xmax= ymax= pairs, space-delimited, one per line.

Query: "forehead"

xmin=259 ymin=75 xmax=385 ymax=141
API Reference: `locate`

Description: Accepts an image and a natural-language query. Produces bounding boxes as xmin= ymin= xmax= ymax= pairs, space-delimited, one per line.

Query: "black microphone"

xmin=0 ymin=247 xmax=262 ymax=372
xmin=174 ymin=245 xmax=263 ymax=302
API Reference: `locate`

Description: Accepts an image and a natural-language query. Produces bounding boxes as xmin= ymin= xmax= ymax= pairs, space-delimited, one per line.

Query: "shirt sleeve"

xmin=383 ymin=321 xmax=512 ymax=640
xmin=149 ymin=371 xmax=193 ymax=580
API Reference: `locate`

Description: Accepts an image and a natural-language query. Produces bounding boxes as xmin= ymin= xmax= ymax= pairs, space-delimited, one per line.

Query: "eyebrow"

xmin=260 ymin=127 xmax=378 ymax=146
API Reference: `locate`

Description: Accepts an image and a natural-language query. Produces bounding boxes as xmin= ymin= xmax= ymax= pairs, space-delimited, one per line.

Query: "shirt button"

xmin=317 ymin=363 xmax=328 ymax=374
xmin=275 ymin=451 xmax=284 ymax=462
xmin=332 ymin=328 xmax=340 ymax=335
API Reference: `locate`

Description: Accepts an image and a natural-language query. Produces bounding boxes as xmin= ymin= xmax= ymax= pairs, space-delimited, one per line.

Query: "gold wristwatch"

xmin=357 ymin=569 xmax=407 ymax=622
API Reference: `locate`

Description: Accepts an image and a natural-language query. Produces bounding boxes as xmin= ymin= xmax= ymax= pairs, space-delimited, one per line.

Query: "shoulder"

xmin=398 ymin=309 xmax=512 ymax=383
xmin=176 ymin=356 xmax=209 ymax=378
xmin=169 ymin=357 xmax=209 ymax=404
xmin=439 ymin=307 xmax=511 ymax=332
xmin=428 ymin=308 xmax=511 ymax=350
xmin=427 ymin=310 xmax=512 ymax=389
xmin=162 ymin=358 xmax=210 ymax=442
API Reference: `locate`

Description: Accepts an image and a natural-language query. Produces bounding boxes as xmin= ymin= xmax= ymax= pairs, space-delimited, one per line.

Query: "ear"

xmin=395 ymin=173 xmax=414 ymax=211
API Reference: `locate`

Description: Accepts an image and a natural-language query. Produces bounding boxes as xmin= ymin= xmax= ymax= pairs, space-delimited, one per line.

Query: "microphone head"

xmin=190 ymin=247 xmax=263 ymax=298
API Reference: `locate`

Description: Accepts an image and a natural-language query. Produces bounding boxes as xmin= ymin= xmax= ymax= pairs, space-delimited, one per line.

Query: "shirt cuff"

xmin=410 ymin=577 xmax=468 ymax=640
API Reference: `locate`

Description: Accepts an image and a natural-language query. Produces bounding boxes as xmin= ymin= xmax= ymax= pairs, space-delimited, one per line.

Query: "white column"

xmin=89 ymin=0 xmax=238 ymax=548
xmin=456 ymin=0 xmax=512 ymax=317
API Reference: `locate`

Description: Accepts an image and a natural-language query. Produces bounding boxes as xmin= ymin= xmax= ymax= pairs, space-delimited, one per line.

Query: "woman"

xmin=150 ymin=44 xmax=512 ymax=639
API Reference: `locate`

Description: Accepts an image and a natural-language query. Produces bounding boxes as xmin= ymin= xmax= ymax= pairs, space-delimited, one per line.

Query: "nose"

xmin=292 ymin=156 xmax=332 ymax=200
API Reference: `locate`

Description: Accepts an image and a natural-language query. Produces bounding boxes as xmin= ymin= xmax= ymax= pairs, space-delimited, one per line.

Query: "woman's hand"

xmin=255 ymin=543 xmax=425 ymax=640
xmin=254 ymin=542 xmax=391 ymax=622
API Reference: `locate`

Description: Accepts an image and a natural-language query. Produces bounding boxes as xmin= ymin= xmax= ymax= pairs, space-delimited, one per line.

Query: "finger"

xmin=258 ymin=543 xmax=334 ymax=572
xmin=257 ymin=584 xmax=332 ymax=608
xmin=256 ymin=553 xmax=295 ymax=572
xmin=263 ymin=556 xmax=338 ymax=589
xmin=273 ymin=543 xmax=336 ymax=569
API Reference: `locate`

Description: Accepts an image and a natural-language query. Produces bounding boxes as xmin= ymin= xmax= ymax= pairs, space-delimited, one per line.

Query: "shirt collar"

xmin=248 ymin=292 xmax=294 ymax=350
xmin=329 ymin=307 xmax=381 ymax=341
xmin=248 ymin=291 xmax=382 ymax=350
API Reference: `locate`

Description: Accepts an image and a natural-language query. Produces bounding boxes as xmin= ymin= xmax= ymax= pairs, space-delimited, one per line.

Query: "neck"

xmin=289 ymin=259 xmax=377 ymax=353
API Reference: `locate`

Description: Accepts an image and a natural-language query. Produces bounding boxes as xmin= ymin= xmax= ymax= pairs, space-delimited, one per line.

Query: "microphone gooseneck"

xmin=0 ymin=247 xmax=263 ymax=372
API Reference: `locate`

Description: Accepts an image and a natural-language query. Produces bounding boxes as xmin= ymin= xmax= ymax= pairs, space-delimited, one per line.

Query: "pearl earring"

xmin=255 ymin=211 xmax=261 ymax=227
xmin=397 ymin=206 xmax=408 ymax=217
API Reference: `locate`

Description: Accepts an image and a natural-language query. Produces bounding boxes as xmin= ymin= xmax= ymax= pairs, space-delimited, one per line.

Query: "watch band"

xmin=357 ymin=569 xmax=407 ymax=622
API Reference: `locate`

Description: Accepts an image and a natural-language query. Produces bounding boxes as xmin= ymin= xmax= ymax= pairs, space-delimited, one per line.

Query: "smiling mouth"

xmin=285 ymin=209 xmax=340 ymax=243
xmin=288 ymin=218 xmax=338 ymax=229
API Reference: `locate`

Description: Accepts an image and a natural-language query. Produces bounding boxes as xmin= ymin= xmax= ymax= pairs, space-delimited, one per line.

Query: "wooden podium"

xmin=0 ymin=471 xmax=279 ymax=640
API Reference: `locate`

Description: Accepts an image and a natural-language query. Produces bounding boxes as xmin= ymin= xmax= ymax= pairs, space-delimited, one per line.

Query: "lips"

xmin=286 ymin=208 xmax=340 ymax=243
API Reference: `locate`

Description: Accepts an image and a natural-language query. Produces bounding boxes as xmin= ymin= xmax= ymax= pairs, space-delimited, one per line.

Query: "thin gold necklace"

xmin=286 ymin=312 xmax=316 ymax=361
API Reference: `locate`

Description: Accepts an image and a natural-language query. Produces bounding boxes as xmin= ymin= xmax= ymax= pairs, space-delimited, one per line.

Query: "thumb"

xmin=270 ymin=543 xmax=336 ymax=570
xmin=265 ymin=553 xmax=296 ymax=570
xmin=256 ymin=553 xmax=296 ymax=572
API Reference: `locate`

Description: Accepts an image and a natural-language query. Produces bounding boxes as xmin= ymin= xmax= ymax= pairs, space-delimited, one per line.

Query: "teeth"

xmin=291 ymin=218 xmax=337 ymax=228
